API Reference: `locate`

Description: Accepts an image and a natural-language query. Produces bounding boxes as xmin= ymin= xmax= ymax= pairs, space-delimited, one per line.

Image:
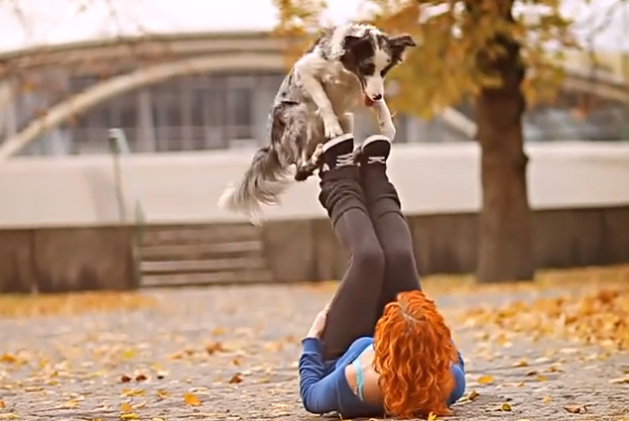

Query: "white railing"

xmin=0 ymin=141 xmax=628 ymax=229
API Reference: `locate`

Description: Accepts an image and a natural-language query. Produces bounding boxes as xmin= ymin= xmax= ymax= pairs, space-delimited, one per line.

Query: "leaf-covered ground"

xmin=1 ymin=266 xmax=628 ymax=421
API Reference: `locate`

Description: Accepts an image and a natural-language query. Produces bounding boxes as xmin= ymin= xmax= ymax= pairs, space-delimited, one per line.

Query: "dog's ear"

xmin=389 ymin=35 xmax=416 ymax=61
xmin=343 ymin=35 xmax=364 ymax=50
xmin=389 ymin=35 xmax=416 ymax=48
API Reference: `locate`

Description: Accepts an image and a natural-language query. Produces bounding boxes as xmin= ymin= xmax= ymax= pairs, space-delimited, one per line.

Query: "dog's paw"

xmin=322 ymin=115 xmax=344 ymax=139
xmin=379 ymin=119 xmax=396 ymax=141
xmin=310 ymin=143 xmax=324 ymax=165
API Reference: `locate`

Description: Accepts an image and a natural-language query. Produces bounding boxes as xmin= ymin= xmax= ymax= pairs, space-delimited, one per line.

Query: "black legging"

xmin=318 ymin=162 xmax=421 ymax=360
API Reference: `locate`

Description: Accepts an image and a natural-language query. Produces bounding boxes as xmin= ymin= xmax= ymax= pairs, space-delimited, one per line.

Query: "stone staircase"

xmin=139 ymin=223 xmax=273 ymax=287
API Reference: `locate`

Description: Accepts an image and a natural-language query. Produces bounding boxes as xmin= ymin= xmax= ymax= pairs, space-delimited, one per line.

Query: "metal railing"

xmin=108 ymin=128 xmax=146 ymax=288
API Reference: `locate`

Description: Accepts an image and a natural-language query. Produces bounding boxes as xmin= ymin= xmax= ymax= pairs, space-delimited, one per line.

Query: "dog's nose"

xmin=372 ymin=94 xmax=383 ymax=101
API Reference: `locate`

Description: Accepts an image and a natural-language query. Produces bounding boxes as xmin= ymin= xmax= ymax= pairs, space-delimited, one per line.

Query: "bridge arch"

xmin=0 ymin=51 xmax=285 ymax=160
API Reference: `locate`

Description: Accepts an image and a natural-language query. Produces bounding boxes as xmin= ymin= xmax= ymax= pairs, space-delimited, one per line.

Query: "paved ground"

xmin=0 ymin=284 xmax=628 ymax=421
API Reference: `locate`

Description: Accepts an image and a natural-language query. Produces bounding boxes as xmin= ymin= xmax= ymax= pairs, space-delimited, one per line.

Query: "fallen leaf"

xmin=120 ymin=374 xmax=132 ymax=383
xmin=0 ymin=414 xmax=19 ymax=420
xmin=477 ymin=374 xmax=494 ymax=385
xmin=264 ymin=341 xmax=283 ymax=352
xmin=609 ymin=376 xmax=629 ymax=384
xmin=121 ymin=389 xmax=145 ymax=397
xmin=120 ymin=402 xmax=133 ymax=413
xmin=500 ymin=403 xmax=512 ymax=412
xmin=120 ymin=414 xmax=139 ymax=420
xmin=0 ymin=354 xmax=17 ymax=364
xmin=464 ymin=390 xmax=480 ymax=401
xmin=121 ymin=349 xmax=136 ymax=360
xmin=229 ymin=374 xmax=243 ymax=384
xmin=205 ymin=342 xmax=225 ymax=355
xmin=0 ymin=292 xmax=155 ymax=318
xmin=564 ymin=404 xmax=585 ymax=414
xmin=427 ymin=412 xmax=438 ymax=421
xmin=0 ymin=400 xmax=4 ymax=408
xmin=546 ymin=365 xmax=562 ymax=373
xmin=211 ymin=327 xmax=225 ymax=336
xmin=156 ymin=389 xmax=169 ymax=400
xmin=543 ymin=396 xmax=552 ymax=403
xmin=60 ymin=399 xmax=78 ymax=409
xmin=513 ymin=359 xmax=528 ymax=367
xmin=135 ymin=373 xmax=147 ymax=382
xmin=183 ymin=392 xmax=201 ymax=406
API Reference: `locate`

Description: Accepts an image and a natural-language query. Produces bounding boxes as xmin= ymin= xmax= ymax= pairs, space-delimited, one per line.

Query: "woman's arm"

xmin=447 ymin=349 xmax=466 ymax=405
xmin=299 ymin=337 xmax=340 ymax=414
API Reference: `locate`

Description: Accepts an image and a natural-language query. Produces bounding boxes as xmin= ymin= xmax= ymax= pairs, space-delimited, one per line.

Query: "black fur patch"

xmin=340 ymin=34 xmax=378 ymax=89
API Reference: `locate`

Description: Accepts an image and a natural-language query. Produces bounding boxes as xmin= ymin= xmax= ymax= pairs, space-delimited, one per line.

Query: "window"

xmin=226 ymin=87 xmax=253 ymax=139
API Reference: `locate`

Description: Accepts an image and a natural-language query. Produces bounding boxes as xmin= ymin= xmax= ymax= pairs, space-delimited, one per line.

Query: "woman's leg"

xmin=316 ymin=134 xmax=385 ymax=360
xmin=357 ymin=135 xmax=421 ymax=319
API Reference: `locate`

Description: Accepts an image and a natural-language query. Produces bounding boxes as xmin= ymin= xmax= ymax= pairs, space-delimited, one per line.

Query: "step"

xmin=141 ymin=257 xmax=267 ymax=274
xmin=141 ymin=241 xmax=263 ymax=260
xmin=142 ymin=225 xmax=261 ymax=246
xmin=142 ymin=270 xmax=274 ymax=287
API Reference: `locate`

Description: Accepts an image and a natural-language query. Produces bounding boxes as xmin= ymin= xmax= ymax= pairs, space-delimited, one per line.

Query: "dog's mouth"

xmin=363 ymin=94 xmax=375 ymax=107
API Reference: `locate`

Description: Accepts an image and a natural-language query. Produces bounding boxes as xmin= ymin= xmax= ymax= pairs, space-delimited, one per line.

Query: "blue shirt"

xmin=298 ymin=336 xmax=466 ymax=419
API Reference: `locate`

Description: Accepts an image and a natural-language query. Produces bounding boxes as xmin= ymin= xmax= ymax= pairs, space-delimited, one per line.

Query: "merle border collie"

xmin=218 ymin=23 xmax=416 ymax=223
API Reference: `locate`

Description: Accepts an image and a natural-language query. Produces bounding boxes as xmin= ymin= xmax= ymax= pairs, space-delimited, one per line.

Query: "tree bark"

xmin=475 ymin=8 xmax=535 ymax=283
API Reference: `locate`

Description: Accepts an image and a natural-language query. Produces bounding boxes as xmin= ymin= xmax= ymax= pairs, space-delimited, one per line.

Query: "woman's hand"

xmin=306 ymin=303 xmax=330 ymax=339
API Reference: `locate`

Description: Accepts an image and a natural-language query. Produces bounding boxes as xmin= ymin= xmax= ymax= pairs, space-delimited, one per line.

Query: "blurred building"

xmin=0 ymin=0 xmax=628 ymax=156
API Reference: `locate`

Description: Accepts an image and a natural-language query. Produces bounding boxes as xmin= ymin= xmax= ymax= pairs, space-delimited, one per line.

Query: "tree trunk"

xmin=475 ymin=12 xmax=535 ymax=283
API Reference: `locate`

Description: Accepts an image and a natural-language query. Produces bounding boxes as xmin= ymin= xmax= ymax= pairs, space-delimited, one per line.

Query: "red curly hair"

xmin=373 ymin=290 xmax=458 ymax=419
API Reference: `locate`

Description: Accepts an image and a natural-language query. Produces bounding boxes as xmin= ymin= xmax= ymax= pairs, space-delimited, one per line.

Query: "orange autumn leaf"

xmin=0 ymin=354 xmax=17 ymax=364
xmin=183 ymin=392 xmax=201 ymax=406
xmin=60 ymin=399 xmax=79 ymax=409
xmin=563 ymin=404 xmax=585 ymax=414
xmin=229 ymin=373 xmax=243 ymax=384
xmin=120 ymin=402 xmax=133 ymax=413
xmin=477 ymin=374 xmax=494 ymax=385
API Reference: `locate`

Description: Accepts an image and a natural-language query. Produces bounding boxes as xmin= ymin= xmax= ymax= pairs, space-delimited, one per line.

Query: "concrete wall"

xmin=260 ymin=207 xmax=629 ymax=282
xmin=0 ymin=142 xmax=628 ymax=291
xmin=0 ymin=226 xmax=135 ymax=293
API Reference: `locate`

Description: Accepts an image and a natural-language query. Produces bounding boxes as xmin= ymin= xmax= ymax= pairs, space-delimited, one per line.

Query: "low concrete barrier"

xmin=260 ymin=207 xmax=629 ymax=282
xmin=0 ymin=142 xmax=628 ymax=291
xmin=0 ymin=226 xmax=135 ymax=293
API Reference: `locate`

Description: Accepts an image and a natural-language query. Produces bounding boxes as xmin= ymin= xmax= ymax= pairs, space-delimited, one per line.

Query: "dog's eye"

xmin=359 ymin=63 xmax=375 ymax=75
xmin=381 ymin=61 xmax=397 ymax=77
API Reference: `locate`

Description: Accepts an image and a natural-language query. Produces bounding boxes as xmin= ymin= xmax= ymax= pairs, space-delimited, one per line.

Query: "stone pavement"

xmin=0 ymin=284 xmax=627 ymax=421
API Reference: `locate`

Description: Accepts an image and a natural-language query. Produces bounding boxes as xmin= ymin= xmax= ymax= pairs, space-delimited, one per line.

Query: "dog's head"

xmin=340 ymin=30 xmax=416 ymax=106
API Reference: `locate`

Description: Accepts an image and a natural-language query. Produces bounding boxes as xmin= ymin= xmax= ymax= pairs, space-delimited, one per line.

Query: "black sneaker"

xmin=358 ymin=135 xmax=392 ymax=167
xmin=319 ymin=133 xmax=355 ymax=173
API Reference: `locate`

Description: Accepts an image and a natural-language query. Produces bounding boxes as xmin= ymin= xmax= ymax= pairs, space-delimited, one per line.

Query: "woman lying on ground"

xmin=298 ymin=132 xmax=466 ymax=419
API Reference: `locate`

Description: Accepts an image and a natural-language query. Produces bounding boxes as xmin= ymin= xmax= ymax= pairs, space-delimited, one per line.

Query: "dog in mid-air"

xmin=218 ymin=23 xmax=416 ymax=223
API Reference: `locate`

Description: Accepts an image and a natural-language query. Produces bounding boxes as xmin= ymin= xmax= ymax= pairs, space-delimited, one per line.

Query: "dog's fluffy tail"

xmin=218 ymin=145 xmax=294 ymax=224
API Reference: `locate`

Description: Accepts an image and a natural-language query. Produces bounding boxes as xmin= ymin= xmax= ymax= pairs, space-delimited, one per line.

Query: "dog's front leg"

xmin=373 ymin=99 xmax=396 ymax=141
xmin=294 ymin=58 xmax=343 ymax=139
xmin=339 ymin=112 xmax=354 ymax=134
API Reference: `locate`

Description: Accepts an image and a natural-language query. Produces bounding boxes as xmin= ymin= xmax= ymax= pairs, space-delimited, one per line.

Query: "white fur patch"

xmin=363 ymin=41 xmax=391 ymax=101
